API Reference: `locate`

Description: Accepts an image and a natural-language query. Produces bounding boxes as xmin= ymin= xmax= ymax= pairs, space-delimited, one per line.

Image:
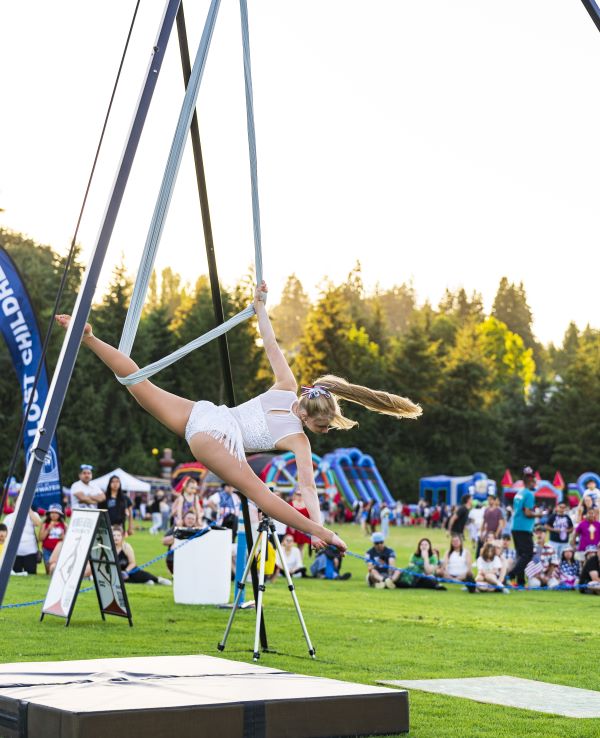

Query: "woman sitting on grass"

xmin=56 ymin=282 xmax=421 ymax=554
xmin=440 ymin=533 xmax=476 ymax=592
xmin=398 ymin=538 xmax=446 ymax=590
xmin=112 ymin=525 xmax=171 ymax=586
xmin=475 ymin=542 xmax=508 ymax=593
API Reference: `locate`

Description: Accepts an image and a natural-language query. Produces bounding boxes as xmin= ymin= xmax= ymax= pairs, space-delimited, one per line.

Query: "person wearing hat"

xmin=578 ymin=541 xmax=600 ymax=594
xmin=366 ymin=532 xmax=400 ymax=589
xmin=510 ymin=466 xmax=543 ymax=586
xmin=39 ymin=504 xmax=67 ymax=574
xmin=70 ymin=464 xmax=105 ymax=510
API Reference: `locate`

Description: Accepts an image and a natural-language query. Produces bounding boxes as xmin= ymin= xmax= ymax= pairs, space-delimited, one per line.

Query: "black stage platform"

xmin=0 ymin=654 xmax=409 ymax=737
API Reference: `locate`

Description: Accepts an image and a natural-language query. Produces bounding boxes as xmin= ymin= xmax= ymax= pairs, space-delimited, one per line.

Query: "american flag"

xmin=525 ymin=559 xmax=543 ymax=581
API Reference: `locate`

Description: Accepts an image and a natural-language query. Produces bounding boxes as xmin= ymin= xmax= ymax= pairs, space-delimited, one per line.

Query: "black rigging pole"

xmin=175 ymin=4 xmax=267 ymax=651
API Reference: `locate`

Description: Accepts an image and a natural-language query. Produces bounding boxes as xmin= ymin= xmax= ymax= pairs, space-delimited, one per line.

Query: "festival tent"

xmin=93 ymin=468 xmax=151 ymax=493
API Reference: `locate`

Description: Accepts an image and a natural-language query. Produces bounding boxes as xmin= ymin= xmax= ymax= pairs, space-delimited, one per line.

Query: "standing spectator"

xmin=0 ymin=523 xmax=7 ymax=555
xmin=208 ymin=483 xmax=240 ymax=528
xmin=365 ymin=532 xmax=400 ymax=589
xmin=545 ymin=500 xmax=573 ymax=559
xmin=98 ymin=476 xmax=133 ymax=534
xmin=467 ymin=501 xmax=484 ymax=547
xmin=171 ymin=477 xmax=203 ymax=526
xmin=381 ymin=504 xmax=391 ymax=538
xmin=559 ymin=546 xmax=579 ymax=588
xmin=578 ymin=541 xmax=600 ymax=594
xmin=510 ymin=466 xmax=541 ymax=586
xmin=575 ymin=493 xmax=596 ymax=524
xmin=3 ymin=505 xmax=41 ymax=574
xmin=448 ymin=494 xmax=472 ymax=538
xmin=112 ymin=525 xmax=171 ymax=585
xmin=148 ymin=491 xmax=166 ymax=535
xmin=480 ymin=496 xmax=505 ymax=549
xmin=440 ymin=533 xmax=476 ymax=591
xmin=572 ymin=508 xmax=600 ymax=562
xmin=399 ymin=539 xmax=446 ymax=590
xmin=39 ymin=504 xmax=67 ymax=574
xmin=286 ymin=490 xmax=311 ymax=556
xmin=274 ymin=533 xmax=306 ymax=578
xmin=70 ymin=464 xmax=105 ymax=510
xmin=476 ymin=542 xmax=507 ymax=592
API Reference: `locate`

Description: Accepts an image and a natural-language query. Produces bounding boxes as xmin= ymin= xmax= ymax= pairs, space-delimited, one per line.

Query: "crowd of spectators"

xmin=3 ymin=462 xmax=600 ymax=595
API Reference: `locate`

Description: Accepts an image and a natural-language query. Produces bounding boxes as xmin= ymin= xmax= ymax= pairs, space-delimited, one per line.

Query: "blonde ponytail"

xmin=315 ymin=374 xmax=422 ymax=423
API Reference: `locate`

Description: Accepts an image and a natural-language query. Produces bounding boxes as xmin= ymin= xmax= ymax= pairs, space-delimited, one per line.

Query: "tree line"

xmin=1 ymin=229 xmax=598 ymax=499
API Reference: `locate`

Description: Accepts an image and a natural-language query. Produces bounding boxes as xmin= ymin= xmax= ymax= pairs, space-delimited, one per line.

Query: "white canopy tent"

xmin=93 ymin=468 xmax=151 ymax=493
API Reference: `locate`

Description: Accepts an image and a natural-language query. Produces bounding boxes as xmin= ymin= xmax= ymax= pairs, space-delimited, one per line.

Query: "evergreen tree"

xmin=269 ymin=274 xmax=310 ymax=355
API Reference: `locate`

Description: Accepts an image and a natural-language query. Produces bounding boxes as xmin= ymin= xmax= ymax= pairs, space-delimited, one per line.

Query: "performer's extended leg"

xmin=80 ymin=332 xmax=194 ymax=436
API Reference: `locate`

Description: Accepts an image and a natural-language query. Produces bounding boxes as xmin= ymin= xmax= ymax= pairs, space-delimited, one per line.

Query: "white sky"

xmin=1 ymin=0 xmax=600 ymax=346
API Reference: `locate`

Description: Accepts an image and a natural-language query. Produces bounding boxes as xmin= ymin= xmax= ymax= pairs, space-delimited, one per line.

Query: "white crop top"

xmin=231 ymin=388 xmax=303 ymax=452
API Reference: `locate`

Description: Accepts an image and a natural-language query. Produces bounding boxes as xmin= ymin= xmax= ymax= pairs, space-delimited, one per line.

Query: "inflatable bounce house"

xmin=321 ymin=448 xmax=395 ymax=508
xmin=419 ymin=472 xmax=496 ymax=507
xmin=501 ymin=468 xmax=564 ymax=506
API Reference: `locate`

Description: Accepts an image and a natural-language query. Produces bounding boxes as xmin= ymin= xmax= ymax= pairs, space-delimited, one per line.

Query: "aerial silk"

xmin=117 ymin=0 xmax=263 ymax=386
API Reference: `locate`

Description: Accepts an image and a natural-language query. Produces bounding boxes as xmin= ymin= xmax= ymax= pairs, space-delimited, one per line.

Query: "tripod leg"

xmin=271 ymin=530 xmax=316 ymax=658
xmin=218 ymin=526 xmax=262 ymax=652
xmin=253 ymin=529 xmax=268 ymax=661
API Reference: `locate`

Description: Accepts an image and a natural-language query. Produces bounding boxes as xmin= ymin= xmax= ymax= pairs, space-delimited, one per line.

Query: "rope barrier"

xmin=0 ymin=526 xmax=213 ymax=611
xmin=1 ymin=535 xmax=592 ymax=610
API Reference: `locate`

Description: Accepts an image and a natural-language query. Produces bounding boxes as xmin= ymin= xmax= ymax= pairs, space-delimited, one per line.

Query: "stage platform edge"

xmin=0 ymin=653 xmax=409 ymax=738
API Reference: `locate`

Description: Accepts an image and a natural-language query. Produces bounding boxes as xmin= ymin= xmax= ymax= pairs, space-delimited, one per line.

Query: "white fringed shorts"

xmin=184 ymin=401 xmax=245 ymax=463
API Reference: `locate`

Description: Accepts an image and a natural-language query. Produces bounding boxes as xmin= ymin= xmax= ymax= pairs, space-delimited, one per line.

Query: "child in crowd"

xmin=476 ymin=542 xmax=508 ymax=592
xmin=39 ymin=504 xmax=67 ymax=574
xmin=559 ymin=546 xmax=579 ymax=588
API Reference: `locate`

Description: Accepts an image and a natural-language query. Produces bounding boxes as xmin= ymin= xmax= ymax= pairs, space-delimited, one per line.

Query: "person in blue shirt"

xmin=511 ymin=466 xmax=543 ymax=586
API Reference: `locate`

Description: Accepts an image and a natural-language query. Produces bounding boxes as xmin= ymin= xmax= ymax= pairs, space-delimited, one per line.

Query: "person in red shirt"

xmin=39 ymin=504 xmax=67 ymax=574
xmin=286 ymin=490 xmax=311 ymax=555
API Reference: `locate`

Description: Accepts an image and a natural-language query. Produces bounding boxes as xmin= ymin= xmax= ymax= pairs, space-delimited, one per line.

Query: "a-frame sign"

xmin=41 ymin=509 xmax=132 ymax=627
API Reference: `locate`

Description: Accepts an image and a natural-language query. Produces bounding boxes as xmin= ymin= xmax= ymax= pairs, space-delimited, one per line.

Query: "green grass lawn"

xmin=1 ymin=523 xmax=599 ymax=738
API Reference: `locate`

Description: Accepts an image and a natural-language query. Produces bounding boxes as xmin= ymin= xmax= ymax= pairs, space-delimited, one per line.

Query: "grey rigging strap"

xmin=117 ymin=0 xmax=263 ymax=386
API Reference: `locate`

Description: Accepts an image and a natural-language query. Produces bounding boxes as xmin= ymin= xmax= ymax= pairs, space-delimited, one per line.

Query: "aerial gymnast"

xmin=55 ymin=281 xmax=422 ymax=551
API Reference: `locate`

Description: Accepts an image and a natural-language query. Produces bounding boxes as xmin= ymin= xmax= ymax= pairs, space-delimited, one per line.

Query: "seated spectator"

xmin=398 ymin=538 xmax=446 ymax=590
xmin=579 ymin=542 xmax=600 ymax=594
xmin=310 ymin=544 xmax=351 ymax=580
xmin=274 ymin=533 xmax=306 ymax=578
xmin=3 ymin=505 xmax=41 ymax=574
xmin=39 ymin=504 xmax=67 ymax=574
xmin=366 ymin=532 xmax=401 ymax=589
xmin=162 ymin=510 xmax=203 ymax=574
xmin=572 ymin=508 xmax=600 ymax=562
xmin=559 ymin=546 xmax=579 ymax=588
xmin=523 ymin=526 xmax=559 ymax=588
xmin=476 ymin=542 xmax=507 ymax=592
xmin=0 ymin=523 xmax=7 ymax=555
xmin=441 ymin=533 xmax=476 ymax=592
xmin=112 ymin=525 xmax=171 ymax=586
xmin=545 ymin=501 xmax=573 ymax=559
xmin=499 ymin=534 xmax=517 ymax=578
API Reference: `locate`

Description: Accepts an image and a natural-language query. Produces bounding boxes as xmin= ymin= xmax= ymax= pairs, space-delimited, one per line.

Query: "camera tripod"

xmin=218 ymin=514 xmax=315 ymax=661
